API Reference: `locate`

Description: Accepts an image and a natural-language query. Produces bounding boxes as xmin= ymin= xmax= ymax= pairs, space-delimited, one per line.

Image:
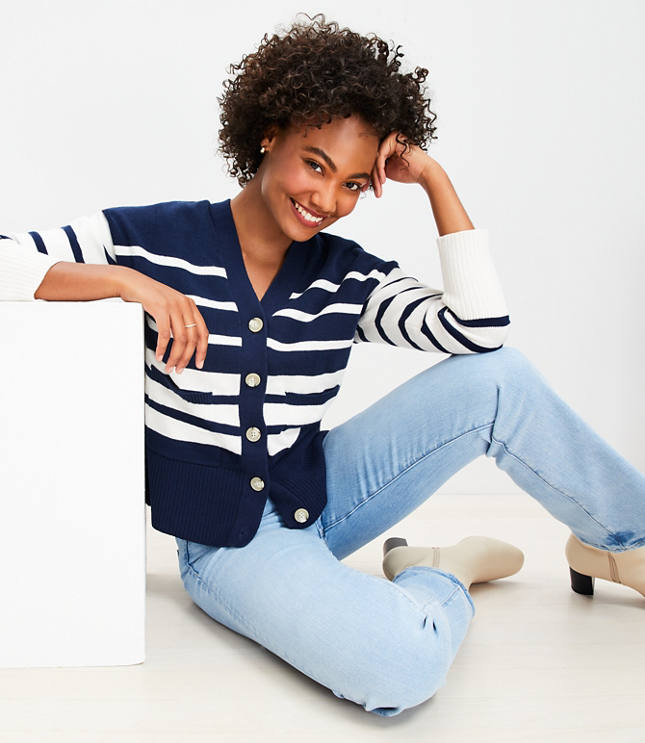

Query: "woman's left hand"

xmin=365 ymin=131 xmax=432 ymax=198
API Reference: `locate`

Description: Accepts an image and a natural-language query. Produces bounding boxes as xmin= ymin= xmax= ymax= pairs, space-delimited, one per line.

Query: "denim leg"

xmin=320 ymin=345 xmax=645 ymax=561
xmin=174 ymin=498 xmax=475 ymax=718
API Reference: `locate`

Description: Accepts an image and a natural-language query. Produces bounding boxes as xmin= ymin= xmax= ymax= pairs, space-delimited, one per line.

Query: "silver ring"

xmin=184 ymin=322 xmax=197 ymax=328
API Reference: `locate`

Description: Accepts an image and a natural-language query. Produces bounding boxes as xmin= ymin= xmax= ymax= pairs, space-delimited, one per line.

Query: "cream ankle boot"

xmin=565 ymin=533 xmax=645 ymax=598
xmin=382 ymin=535 xmax=525 ymax=590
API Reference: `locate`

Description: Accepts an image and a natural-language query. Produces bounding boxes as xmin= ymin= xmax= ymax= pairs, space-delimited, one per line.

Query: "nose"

xmin=310 ymin=181 xmax=336 ymax=217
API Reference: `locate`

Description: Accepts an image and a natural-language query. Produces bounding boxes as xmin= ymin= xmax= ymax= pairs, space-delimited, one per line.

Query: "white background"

xmin=2 ymin=0 xmax=644 ymax=493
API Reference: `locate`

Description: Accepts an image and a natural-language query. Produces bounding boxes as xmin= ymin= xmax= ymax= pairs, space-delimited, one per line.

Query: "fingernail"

xmin=197 ymin=360 xmax=203 ymax=369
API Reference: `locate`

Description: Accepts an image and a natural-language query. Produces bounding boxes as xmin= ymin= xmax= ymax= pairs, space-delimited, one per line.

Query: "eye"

xmin=305 ymin=159 xmax=364 ymax=193
xmin=305 ymin=159 xmax=323 ymax=174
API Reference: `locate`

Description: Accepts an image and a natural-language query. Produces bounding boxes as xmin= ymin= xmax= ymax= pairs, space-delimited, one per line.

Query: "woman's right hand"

xmin=116 ymin=267 xmax=209 ymax=374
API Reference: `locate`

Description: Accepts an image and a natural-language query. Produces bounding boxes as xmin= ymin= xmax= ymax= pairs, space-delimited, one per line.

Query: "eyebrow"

xmin=302 ymin=146 xmax=371 ymax=180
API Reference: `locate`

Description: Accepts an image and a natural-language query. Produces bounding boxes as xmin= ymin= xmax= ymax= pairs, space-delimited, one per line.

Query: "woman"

xmin=2 ymin=12 xmax=644 ymax=718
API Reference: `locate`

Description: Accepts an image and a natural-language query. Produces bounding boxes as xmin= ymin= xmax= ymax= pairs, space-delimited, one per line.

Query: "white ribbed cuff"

xmin=0 ymin=240 xmax=62 ymax=300
xmin=436 ymin=228 xmax=509 ymax=320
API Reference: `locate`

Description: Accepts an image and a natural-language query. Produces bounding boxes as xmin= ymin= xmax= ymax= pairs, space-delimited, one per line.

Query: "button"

xmin=250 ymin=476 xmax=265 ymax=491
xmin=246 ymin=426 xmax=261 ymax=442
xmin=245 ymin=372 xmax=261 ymax=387
xmin=294 ymin=508 xmax=309 ymax=523
xmin=248 ymin=317 xmax=264 ymax=332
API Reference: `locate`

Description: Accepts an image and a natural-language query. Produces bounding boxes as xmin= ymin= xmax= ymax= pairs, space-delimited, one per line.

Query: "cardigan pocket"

xmin=163 ymin=371 xmax=216 ymax=404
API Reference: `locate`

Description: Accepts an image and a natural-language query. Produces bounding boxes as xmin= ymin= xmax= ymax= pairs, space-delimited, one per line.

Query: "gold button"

xmin=246 ymin=426 xmax=261 ymax=442
xmin=294 ymin=508 xmax=309 ymax=523
xmin=250 ymin=476 xmax=265 ymax=491
xmin=245 ymin=372 xmax=261 ymax=387
xmin=248 ymin=317 xmax=264 ymax=332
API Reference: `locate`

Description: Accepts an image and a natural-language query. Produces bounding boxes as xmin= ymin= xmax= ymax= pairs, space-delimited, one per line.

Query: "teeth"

xmin=293 ymin=199 xmax=323 ymax=223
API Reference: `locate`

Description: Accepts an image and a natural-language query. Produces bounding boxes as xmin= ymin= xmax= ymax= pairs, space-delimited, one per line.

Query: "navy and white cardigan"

xmin=0 ymin=198 xmax=511 ymax=546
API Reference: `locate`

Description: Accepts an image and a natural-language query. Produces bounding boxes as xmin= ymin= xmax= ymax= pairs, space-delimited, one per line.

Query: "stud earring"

xmin=260 ymin=146 xmax=267 ymax=154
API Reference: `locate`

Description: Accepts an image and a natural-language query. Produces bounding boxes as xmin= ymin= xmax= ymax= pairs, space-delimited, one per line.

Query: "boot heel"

xmin=570 ymin=567 xmax=595 ymax=595
xmin=383 ymin=536 xmax=408 ymax=557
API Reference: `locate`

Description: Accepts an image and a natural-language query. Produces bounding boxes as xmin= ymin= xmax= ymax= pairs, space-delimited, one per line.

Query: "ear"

xmin=261 ymin=125 xmax=280 ymax=149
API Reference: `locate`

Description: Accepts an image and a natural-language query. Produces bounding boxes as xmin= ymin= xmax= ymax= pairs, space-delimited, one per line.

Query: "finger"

xmin=155 ymin=313 xmax=172 ymax=363
xmin=175 ymin=327 xmax=198 ymax=374
xmin=372 ymin=165 xmax=381 ymax=198
xmin=165 ymin=309 xmax=189 ymax=374
xmin=195 ymin=312 xmax=209 ymax=369
xmin=176 ymin=303 xmax=208 ymax=372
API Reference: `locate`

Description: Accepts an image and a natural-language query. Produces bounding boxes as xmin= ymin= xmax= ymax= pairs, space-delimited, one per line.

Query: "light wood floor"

xmin=2 ymin=492 xmax=644 ymax=742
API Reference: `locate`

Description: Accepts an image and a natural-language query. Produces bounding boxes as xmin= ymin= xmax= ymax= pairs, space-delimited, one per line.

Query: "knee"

xmin=348 ymin=617 xmax=454 ymax=716
xmin=470 ymin=344 xmax=538 ymax=386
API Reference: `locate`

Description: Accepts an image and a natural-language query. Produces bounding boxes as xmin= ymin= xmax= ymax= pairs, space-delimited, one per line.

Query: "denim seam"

xmin=488 ymin=432 xmax=620 ymax=546
xmin=323 ymin=421 xmax=495 ymax=534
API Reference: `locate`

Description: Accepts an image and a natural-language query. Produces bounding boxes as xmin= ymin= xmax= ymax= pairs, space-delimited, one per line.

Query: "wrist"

xmin=112 ymin=265 xmax=133 ymax=299
xmin=417 ymin=157 xmax=443 ymax=193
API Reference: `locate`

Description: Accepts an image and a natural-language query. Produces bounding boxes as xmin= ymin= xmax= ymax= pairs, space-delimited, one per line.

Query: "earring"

xmin=260 ymin=146 xmax=266 ymax=154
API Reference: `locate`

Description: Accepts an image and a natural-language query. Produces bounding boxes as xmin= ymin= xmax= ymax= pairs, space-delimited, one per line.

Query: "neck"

xmin=229 ymin=180 xmax=292 ymax=266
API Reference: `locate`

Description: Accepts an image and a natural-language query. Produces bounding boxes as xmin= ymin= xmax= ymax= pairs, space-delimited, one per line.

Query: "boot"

xmin=565 ymin=532 xmax=645 ymax=598
xmin=382 ymin=535 xmax=525 ymax=590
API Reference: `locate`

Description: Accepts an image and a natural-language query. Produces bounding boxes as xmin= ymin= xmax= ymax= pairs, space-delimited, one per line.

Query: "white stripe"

xmin=146 ymin=374 xmax=240 ymax=426
xmin=144 ymin=403 xmax=241 ymax=454
xmin=146 ymin=315 xmax=242 ymax=348
xmin=30 ymin=226 xmax=75 ymax=260
xmin=272 ymin=368 xmax=345 ymax=395
xmin=273 ymin=302 xmax=363 ymax=321
xmin=185 ymin=294 xmax=238 ymax=312
xmin=145 ymin=347 xmax=240 ymax=396
xmin=288 ymin=267 xmax=389 ymax=298
xmin=264 ymin=397 xmax=335 ymax=427
xmin=70 ymin=212 xmax=115 ymax=263
xmin=267 ymin=426 xmax=301 ymax=456
xmin=267 ymin=336 xmax=353 ymax=352
xmin=114 ymin=243 xmax=227 ymax=276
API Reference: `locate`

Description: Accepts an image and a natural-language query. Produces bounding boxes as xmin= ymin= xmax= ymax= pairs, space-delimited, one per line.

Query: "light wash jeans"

xmin=174 ymin=346 xmax=645 ymax=717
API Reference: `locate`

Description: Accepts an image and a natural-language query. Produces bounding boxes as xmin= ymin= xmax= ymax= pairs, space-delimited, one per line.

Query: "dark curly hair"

xmin=217 ymin=12 xmax=438 ymax=188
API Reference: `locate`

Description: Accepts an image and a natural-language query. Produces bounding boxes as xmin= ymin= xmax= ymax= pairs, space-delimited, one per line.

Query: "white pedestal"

xmin=0 ymin=299 xmax=146 ymax=668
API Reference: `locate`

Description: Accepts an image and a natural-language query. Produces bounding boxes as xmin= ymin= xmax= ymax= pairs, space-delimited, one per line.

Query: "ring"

xmin=184 ymin=322 xmax=197 ymax=328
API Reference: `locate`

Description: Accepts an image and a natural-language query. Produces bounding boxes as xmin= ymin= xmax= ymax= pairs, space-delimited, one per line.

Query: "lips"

xmin=289 ymin=197 xmax=325 ymax=225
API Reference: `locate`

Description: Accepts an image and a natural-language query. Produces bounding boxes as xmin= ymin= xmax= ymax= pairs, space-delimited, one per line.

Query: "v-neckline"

xmin=210 ymin=198 xmax=307 ymax=318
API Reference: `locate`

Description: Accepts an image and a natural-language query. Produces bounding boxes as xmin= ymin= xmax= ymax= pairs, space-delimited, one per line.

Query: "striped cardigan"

xmin=0 ymin=197 xmax=510 ymax=546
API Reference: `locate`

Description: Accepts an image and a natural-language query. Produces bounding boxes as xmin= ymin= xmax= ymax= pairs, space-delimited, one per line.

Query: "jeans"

xmin=174 ymin=346 xmax=645 ymax=717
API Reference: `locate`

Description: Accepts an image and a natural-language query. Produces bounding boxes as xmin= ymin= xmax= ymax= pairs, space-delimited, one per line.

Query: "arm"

xmin=34 ymin=261 xmax=131 ymax=301
xmin=418 ymin=158 xmax=474 ymax=237
xmin=354 ymin=133 xmax=510 ymax=352
xmin=0 ymin=211 xmax=124 ymax=301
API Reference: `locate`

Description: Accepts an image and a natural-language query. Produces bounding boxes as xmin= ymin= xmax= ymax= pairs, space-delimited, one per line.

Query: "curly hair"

xmin=217 ymin=12 xmax=438 ymax=188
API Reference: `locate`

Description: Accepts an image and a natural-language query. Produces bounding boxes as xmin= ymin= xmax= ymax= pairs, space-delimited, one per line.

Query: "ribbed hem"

xmin=146 ymin=447 xmax=250 ymax=547
xmin=436 ymin=228 xmax=509 ymax=321
xmin=0 ymin=240 xmax=62 ymax=300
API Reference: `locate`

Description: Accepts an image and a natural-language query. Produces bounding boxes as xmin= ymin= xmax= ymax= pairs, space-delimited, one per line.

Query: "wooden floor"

xmin=2 ymin=492 xmax=644 ymax=742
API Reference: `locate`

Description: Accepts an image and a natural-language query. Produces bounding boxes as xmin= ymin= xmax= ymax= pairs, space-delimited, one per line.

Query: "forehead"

xmin=286 ymin=114 xmax=380 ymax=165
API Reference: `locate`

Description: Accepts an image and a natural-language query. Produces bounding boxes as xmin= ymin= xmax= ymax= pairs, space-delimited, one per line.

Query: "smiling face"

xmin=257 ymin=113 xmax=381 ymax=241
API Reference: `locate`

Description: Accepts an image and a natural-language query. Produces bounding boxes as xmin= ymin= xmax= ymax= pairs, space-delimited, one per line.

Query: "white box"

xmin=0 ymin=299 xmax=146 ymax=668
